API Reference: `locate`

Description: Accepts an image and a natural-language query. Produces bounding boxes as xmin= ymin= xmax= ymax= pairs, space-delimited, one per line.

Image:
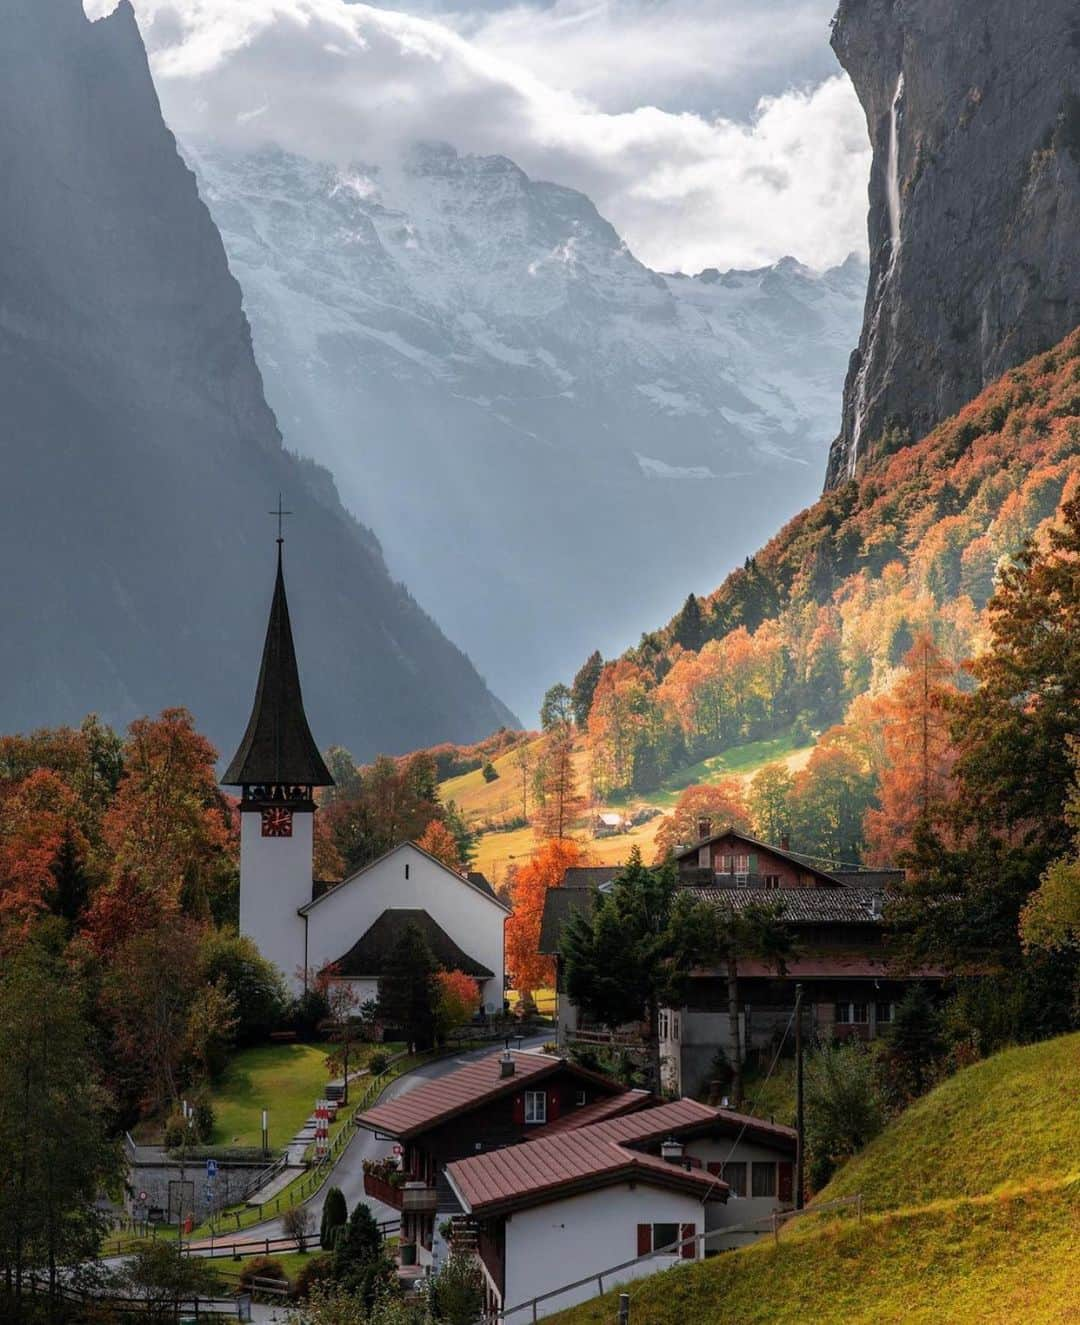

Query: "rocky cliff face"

xmin=190 ymin=142 xmax=864 ymax=717
xmin=0 ymin=0 xmax=514 ymax=756
xmin=826 ymin=0 xmax=1080 ymax=487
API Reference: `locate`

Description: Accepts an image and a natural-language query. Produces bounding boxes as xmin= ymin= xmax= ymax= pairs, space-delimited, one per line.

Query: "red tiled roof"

xmin=584 ymin=1099 xmax=797 ymax=1150
xmin=356 ymin=1052 xmax=618 ymax=1140
xmin=528 ymin=1089 xmax=655 ymax=1137
xmin=446 ymin=1129 xmax=724 ymax=1218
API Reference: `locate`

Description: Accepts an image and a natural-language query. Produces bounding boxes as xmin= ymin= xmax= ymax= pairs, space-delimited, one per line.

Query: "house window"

xmin=659 ymin=1010 xmax=670 ymax=1039
xmin=524 ymin=1090 xmax=547 ymax=1125
xmin=672 ymin=1014 xmax=681 ymax=1040
xmin=764 ymin=874 xmax=781 ymax=890
xmin=651 ymin=1223 xmax=679 ymax=1253
xmin=875 ymin=1001 xmax=894 ymax=1024
xmin=835 ymin=1002 xmax=869 ymax=1025
xmin=575 ymin=1090 xmax=587 ymax=1108
xmin=721 ymin=1161 xmax=747 ymax=1197
xmin=733 ymin=854 xmax=750 ymax=875
xmin=751 ymin=1163 xmax=777 ymax=1198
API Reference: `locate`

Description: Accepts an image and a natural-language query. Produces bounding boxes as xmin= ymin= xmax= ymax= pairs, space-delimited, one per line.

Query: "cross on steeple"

xmin=269 ymin=493 xmax=292 ymax=546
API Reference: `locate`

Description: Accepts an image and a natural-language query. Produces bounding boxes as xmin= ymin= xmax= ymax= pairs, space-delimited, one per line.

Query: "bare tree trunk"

xmin=726 ymin=950 xmax=743 ymax=1107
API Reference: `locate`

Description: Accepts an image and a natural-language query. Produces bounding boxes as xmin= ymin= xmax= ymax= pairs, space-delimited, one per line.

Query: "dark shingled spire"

xmin=223 ymin=546 xmax=333 ymax=788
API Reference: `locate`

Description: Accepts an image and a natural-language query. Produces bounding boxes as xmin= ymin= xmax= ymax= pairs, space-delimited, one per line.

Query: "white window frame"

xmin=524 ymin=1090 xmax=547 ymax=1125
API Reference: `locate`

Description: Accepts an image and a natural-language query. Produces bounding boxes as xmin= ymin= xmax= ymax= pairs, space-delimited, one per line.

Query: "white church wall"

xmin=239 ymin=808 xmax=312 ymax=992
xmin=306 ymin=843 xmax=506 ymax=1013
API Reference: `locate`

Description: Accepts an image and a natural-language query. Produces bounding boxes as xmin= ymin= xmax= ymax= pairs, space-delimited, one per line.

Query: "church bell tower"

xmin=223 ymin=529 xmax=333 ymax=989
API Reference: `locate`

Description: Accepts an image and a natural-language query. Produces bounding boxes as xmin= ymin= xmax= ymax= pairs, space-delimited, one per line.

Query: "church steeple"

xmin=223 ymin=540 xmax=333 ymax=796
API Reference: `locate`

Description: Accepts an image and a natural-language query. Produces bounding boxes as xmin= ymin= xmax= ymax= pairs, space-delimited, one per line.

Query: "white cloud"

xmin=86 ymin=0 xmax=870 ymax=272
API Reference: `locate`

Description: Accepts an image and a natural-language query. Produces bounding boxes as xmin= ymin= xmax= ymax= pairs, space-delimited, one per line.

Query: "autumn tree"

xmin=588 ymin=660 xmax=663 ymax=795
xmin=653 ymin=781 xmax=751 ymax=861
xmin=418 ymin=818 xmax=462 ymax=870
xmin=863 ymin=634 xmax=959 ymax=864
xmin=512 ymin=743 xmax=533 ymax=820
xmin=747 ymin=763 xmax=794 ymax=845
xmin=436 ymin=970 xmax=480 ymax=1039
xmin=324 ymin=752 xmax=441 ymax=873
xmin=505 ymin=838 xmax=588 ymax=997
xmin=0 ymin=769 xmax=87 ymax=935
xmin=101 ymin=709 xmax=234 ymax=919
xmin=533 ymin=724 xmax=585 ymax=840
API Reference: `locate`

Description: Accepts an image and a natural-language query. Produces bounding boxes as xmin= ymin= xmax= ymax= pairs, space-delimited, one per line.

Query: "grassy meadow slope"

xmin=551 ymin=1034 xmax=1080 ymax=1325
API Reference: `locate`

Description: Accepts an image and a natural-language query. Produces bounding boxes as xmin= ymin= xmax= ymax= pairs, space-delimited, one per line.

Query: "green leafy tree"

xmin=747 ymin=763 xmax=794 ymax=845
xmin=540 ymin=683 xmax=574 ymax=731
xmin=0 ymin=932 xmax=121 ymax=1308
xmin=321 ymin=1188 xmax=348 ymax=1251
xmin=198 ymin=928 xmax=288 ymax=1045
xmin=571 ymin=650 xmax=604 ymax=727
xmin=430 ymin=1251 xmax=484 ymax=1323
xmin=804 ymin=1042 xmax=886 ymax=1192
xmin=561 ymin=849 xmax=713 ymax=1090
xmin=377 ymin=923 xmax=440 ymax=1051
xmin=119 ymin=1241 xmax=222 ymax=1322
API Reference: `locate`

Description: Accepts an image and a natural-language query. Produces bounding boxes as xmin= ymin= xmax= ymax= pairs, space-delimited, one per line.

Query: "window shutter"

xmin=680 ymin=1224 xmax=696 ymax=1259
xmin=748 ymin=852 xmax=758 ymax=874
xmin=778 ymin=1161 xmax=794 ymax=1204
xmin=548 ymin=1089 xmax=561 ymax=1122
xmin=512 ymin=1093 xmax=525 ymax=1126
xmin=636 ymin=1224 xmax=652 ymax=1257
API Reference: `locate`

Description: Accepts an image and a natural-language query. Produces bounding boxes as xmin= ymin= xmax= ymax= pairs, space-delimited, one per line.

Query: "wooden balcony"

xmin=363 ymin=1171 xmax=438 ymax=1213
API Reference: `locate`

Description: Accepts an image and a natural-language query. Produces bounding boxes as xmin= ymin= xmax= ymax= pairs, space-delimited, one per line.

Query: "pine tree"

xmin=376 ymin=923 xmax=440 ymax=1051
xmin=671 ymin=593 xmax=705 ymax=652
xmin=571 ymin=650 xmax=604 ymax=727
xmin=320 ymin=1187 xmax=348 ymax=1251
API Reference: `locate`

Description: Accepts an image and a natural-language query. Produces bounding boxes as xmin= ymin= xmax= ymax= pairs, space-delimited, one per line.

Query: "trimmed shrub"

xmin=367 ymin=1050 xmax=390 ymax=1077
xmin=320 ymin=1187 xmax=348 ymax=1251
xmin=292 ymin=1254 xmax=334 ymax=1301
xmin=238 ymin=1256 xmax=287 ymax=1294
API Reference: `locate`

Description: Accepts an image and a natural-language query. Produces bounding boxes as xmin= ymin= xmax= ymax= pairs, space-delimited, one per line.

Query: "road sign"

xmin=206 ymin=1159 xmax=218 ymax=1178
xmin=138 ymin=1190 xmax=148 ymax=1203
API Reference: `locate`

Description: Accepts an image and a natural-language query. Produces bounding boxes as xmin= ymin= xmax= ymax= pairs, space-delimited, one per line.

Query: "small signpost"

xmin=314 ymin=1100 xmax=329 ymax=1161
xmin=206 ymin=1159 xmax=219 ymax=1179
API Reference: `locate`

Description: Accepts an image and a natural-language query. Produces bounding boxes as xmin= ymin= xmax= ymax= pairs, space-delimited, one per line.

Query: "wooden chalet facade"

xmin=541 ymin=828 xmax=944 ymax=1095
xmin=355 ymin=1050 xmax=630 ymax=1267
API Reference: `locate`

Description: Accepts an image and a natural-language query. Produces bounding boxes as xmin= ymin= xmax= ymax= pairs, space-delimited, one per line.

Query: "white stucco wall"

xmin=239 ymin=808 xmax=313 ymax=992
xmin=501 ymin=1183 xmax=711 ymax=1321
xmin=306 ymin=843 xmax=507 ymax=1011
xmin=683 ymin=1136 xmax=794 ymax=1250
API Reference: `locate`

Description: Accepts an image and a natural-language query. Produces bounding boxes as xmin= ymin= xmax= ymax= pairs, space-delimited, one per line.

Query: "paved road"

xmin=229 ymin=1035 xmax=551 ymax=1242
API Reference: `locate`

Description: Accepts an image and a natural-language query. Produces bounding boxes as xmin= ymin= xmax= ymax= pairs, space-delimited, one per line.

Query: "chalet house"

xmin=445 ymin=1098 xmax=797 ymax=1319
xmin=354 ymin=1050 xmax=629 ymax=1268
xmin=445 ymin=1127 xmax=724 ymax=1320
xmin=540 ymin=828 xmax=944 ymax=1095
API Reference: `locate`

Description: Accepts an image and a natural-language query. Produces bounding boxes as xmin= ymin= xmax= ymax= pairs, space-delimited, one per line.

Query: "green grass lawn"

xmin=607 ymin=729 xmax=813 ymax=809
xmin=819 ymin=1032 xmax=1080 ymax=1211
xmin=208 ymin=1043 xmax=339 ymax=1150
xmin=551 ymin=1034 xmax=1080 ymax=1325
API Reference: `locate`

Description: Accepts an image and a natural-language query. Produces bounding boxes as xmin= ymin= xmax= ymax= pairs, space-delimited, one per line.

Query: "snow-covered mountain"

xmin=190 ymin=141 xmax=866 ymax=718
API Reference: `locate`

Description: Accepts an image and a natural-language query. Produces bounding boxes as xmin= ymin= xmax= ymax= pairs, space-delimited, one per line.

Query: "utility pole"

xmin=795 ymin=983 xmax=805 ymax=1210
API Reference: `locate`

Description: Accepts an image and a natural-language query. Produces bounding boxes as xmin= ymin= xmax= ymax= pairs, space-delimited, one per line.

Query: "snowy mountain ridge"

xmin=190 ymin=140 xmax=866 ymax=718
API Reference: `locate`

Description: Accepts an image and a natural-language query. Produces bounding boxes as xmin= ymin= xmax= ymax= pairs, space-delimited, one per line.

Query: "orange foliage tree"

xmin=863 ymin=634 xmax=960 ymax=865
xmin=100 ymin=708 xmax=234 ymax=918
xmin=653 ymin=781 xmax=751 ymax=861
xmin=505 ymin=838 xmax=588 ymax=996
xmin=418 ymin=818 xmax=462 ymax=870
xmin=533 ymin=724 xmax=585 ymax=841
xmin=0 ymin=769 xmax=87 ymax=933
xmin=436 ymin=969 xmax=480 ymax=1037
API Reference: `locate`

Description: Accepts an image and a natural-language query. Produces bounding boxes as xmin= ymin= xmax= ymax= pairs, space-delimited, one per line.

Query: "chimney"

xmin=780 ymin=832 xmax=790 ymax=852
xmin=660 ymin=1136 xmax=685 ymax=1165
xmin=869 ymin=892 xmax=884 ymax=920
xmin=697 ymin=818 xmax=712 ymax=841
xmin=500 ymin=1043 xmax=516 ymax=1078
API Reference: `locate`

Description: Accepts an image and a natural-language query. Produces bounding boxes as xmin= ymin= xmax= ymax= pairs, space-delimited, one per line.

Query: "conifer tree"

xmin=320 ymin=1187 xmax=349 ymax=1252
xmin=377 ymin=923 xmax=439 ymax=1050
xmin=571 ymin=650 xmax=604 ymax=727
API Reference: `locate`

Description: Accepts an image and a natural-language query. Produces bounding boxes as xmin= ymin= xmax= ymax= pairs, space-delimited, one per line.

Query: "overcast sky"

xmin=86 ymin=0 xmax=871 ymax=272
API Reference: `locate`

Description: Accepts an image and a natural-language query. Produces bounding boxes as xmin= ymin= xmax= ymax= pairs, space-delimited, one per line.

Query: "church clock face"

xmin=261 ymin=807 xmax=294 ymax=838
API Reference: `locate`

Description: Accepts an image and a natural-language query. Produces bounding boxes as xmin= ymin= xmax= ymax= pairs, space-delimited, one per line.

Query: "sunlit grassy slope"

xmin=445 ymin=728 xmax=814 ymax=887
xmin=550 ymin=1035 xmax=1080 ymax=1325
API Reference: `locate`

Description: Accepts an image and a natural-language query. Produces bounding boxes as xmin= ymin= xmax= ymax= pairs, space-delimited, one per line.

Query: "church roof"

xmin=223 ymin=546 xmax=333 ymax=788
xmin=328 ymin=908 xmax=494 ymax=980
xmin=298 ymin=842 xmax=511 ymax=916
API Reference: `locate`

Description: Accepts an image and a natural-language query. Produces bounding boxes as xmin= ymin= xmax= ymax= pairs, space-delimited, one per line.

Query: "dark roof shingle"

xmin=329 ymin=909 xmax=493 ymax=979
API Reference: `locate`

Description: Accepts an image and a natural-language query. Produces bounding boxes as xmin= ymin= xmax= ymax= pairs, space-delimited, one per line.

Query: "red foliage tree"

xmin=505 ymin=838 xmax=588 ymax=996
